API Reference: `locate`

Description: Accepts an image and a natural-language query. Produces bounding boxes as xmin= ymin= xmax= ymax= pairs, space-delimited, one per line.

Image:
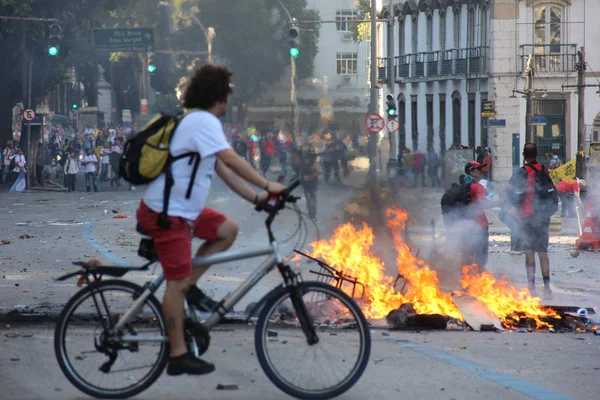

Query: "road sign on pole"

xmin=22 ymin=108 xmax=36 ymax=121
xmin=386 ymin=119 xmax=400 ymax=133
xmin=364 ymin=113 xmax=385 ymax=134
xmin=481 ymin=101 xmax=495 ymax=118
xmin=93 ymin=28 xmax=155 ymax=53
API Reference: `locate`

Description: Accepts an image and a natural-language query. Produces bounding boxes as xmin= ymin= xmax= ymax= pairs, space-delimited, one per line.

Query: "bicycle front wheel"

xmin=255 ymin=282 xmax=371 ymax=399
xmin=54 ymin=280 xmax=169 ymax=399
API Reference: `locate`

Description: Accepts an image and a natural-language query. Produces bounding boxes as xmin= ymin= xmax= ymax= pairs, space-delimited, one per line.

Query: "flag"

xmin=9 ymin=172 xmax=26 ymax=193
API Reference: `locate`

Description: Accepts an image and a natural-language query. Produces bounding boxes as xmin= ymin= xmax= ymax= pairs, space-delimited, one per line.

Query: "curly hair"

xmin=182 ymin=64 xmax=233 ymax=110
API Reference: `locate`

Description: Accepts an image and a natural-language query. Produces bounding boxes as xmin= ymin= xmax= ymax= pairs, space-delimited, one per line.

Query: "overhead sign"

xmin=387 ymin=119 xmax=400 ymax=133
xmin=93 ymin=28 xmax=155 ymax=53
xmin=22 ymin=109 xmax=36 ymax=121
xmin=532 ymin=116 xmax=547 ymax=126
xmin=488 ymin=119 xmax=506 ymax=127
xmin=364 ymin=113 xmax=385 ymax=134
xmin=481 ymin=101 xmax=495 ymax=118
xmin=319 ymin=98 xmax=333 ymax=121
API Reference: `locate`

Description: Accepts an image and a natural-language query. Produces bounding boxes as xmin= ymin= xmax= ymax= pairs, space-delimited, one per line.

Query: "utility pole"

xmin=368 ymin=0 xmax=378 ymax=176
xmin=524 ymin=54 xmax=534 ymax=144
xmin=576 ymin=47 xmax=586 ymax=178
xmin=386 ymin=4 xmax=396 ymax=172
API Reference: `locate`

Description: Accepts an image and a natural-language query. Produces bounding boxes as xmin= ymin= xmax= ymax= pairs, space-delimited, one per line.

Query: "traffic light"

xmin=148 ymin=64 xmax=157 ymax=73
xmin=148 ymin=53 xmax=157 ymax=74
xmin=288 ymin=26 xmax=299 ymax=58
xmin=72 ymin=103 xmax=78 ymax=110
xmin=386 ymin=94 xmax=397 ymax=118
xmin=48 ymin=24 xmax=61 ymax=56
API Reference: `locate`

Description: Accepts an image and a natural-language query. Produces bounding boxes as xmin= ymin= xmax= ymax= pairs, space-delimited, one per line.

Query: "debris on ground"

xmin=19 ymin=235 xmax=32 ymax=239
xmin=113 ymin=214 xmax=128 ymax=219
xmin=216 ymin=384 xmax=239 ymax=390
xmin=2 ymin=240 xmax=11 ymax=245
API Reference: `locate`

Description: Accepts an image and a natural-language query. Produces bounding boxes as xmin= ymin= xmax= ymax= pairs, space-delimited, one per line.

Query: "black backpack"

xmin=523 ymin=163 xmax=559 ymax=218
xmin=441 ymin=183 xmax=472 ymax=226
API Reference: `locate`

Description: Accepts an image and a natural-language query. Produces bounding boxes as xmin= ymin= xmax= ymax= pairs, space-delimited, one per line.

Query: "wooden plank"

xmin=451 ymin=295 xmax=503 ymax=331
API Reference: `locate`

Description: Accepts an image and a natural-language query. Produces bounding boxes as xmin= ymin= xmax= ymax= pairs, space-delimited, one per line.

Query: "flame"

xmin=303 ymin=206 xmax=560 ymax=330
xmin=460 ymin=265 xmax=559 ymax=329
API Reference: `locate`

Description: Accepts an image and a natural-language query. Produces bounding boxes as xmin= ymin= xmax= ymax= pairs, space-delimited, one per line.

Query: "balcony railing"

xmin=378 ymin=46 xmax=489 ymax=82
xmin=520 ymin=44 xmax=577 ymax=74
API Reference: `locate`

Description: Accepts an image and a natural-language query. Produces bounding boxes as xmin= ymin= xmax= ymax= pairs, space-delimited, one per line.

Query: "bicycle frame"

xmin=116 ymin=241 xmax=284 ymax=341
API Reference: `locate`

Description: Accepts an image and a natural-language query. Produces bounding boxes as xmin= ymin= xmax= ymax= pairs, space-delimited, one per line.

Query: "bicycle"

xmin=54 ymin=180 xmax=371 ymax=399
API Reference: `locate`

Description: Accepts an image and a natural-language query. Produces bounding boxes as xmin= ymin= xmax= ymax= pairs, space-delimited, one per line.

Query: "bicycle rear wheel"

xmin=54 ymin=280 xmax=168 ymax=399
xmin=255 ymin=281 xmax=370 ymax=399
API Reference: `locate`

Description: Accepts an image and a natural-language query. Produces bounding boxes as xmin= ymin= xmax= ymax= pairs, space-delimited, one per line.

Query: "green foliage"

xmin=151 ymin=93 xmax=181 ymax=115
xmin=349 ymin=0 xmax=371 ymax=42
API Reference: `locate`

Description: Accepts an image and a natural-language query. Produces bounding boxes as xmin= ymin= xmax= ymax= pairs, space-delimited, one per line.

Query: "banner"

xmin=549 ymin=158 xmax=576 ymax=184
xmin=9 ymin=172 xmax=26 ymax=193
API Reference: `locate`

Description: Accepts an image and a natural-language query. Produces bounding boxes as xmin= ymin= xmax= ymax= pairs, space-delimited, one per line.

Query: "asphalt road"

xmin=1 ymin=324 xmax=598 ymax=400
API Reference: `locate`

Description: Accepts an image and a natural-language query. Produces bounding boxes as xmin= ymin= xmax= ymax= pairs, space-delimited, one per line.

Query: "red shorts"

xmin=136 ymin=201 xmax=227 ymax=280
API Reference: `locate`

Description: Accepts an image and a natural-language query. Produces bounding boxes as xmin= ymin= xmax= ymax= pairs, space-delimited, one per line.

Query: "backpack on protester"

xmin=522 ymin=163 xmax=559 ymax=218
xmin=441 ymin=183 xmax=472 ymax=226
xmin=120 ymin=112 xmax=201 ymax=229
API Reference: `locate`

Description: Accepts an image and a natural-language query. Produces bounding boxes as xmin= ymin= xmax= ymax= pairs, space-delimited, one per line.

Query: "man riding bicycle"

xmin=136 ymin=65 xmax=285 ymax=376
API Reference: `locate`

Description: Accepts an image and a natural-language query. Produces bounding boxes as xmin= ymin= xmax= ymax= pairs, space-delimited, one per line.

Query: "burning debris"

xmin=297 ymin=207 xmax=596 ymax=332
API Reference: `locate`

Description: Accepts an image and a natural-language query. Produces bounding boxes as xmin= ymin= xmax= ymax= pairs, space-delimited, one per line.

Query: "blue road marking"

xmin=82 ymin=222 xmax=131 ymax=266
xmin=390 ymin=338 xmax=573 ymax=400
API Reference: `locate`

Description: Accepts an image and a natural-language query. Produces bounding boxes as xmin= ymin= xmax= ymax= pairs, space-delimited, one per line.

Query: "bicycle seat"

xmin=136 ymin=224 xmax=150 ymax=235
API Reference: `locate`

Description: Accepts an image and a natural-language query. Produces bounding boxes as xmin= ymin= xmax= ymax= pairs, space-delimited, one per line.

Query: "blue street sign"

xmin=532 ymin=116 xmax=547 ymax=125
xmin=24 ymin=116 xmax=42 ymax=125
xmin=488 ymin=119 xmax=506 ymax=127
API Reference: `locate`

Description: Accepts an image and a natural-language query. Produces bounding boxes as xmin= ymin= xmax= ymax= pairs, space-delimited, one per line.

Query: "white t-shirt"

xmin=101 ymin=148 xmax=110 ymax=164
xmin=12 ymin=154 xmax=26 ymax=172
xmin=143 ymin=111 xmax=230 ymax=220
xmin=82 ymin=154 xmax=98 ymax=173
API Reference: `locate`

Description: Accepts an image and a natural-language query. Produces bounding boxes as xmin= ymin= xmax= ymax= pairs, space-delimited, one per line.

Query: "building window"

xmin=411 ymin=96 xmax=418 ymax=150
xmin=467 ymin=7 xmax=475 ymax=48
xmin=399 ymin=19 xmax=405 ymax=55
xmin=439 ymin=97 xmax=446 ymax=154
xmin=453 ymin=8 xmax=460 ymax=49
xmin=452 ymin=92 xmax=461 ymax=146
xmin=480 ymin=7 xmax=488 ymax=47
xmin=427 ymin=97 xmax=434 ymax=150
xmin=439 ymin=12 xmax=446 ymax=51
xmin=336 ymin=52 xmax=358 ymax=75
xmin=426 ymin=15 xmax=433 ymax=51
xmin=535 ymin=4 xmax=562 ymax=51
xmin=399 ymin=99 xmax=406 ymax=149
xmin=412 ymin=16 xmax=418 ymax=53
xmin=468 ymin=97 xmax=475 ymax=148
xmin=336 ymin=9 xmax=359 ymax=32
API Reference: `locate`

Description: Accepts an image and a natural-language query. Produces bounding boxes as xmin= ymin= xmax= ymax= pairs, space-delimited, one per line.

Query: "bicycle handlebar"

xmin=255 ymin=179 xmax=301 ymax=214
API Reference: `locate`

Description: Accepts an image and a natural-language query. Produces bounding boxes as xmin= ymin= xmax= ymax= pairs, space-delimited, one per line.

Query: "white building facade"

xmin=378 ymin=0 xmax=597 ymax=181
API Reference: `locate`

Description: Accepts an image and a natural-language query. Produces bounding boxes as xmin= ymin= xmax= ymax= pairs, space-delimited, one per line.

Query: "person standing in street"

xmin=427 ymin=146 xmax=441 ymax=187
xmin=299 ymin=144 xmax=319 ymax=221
xmin=44 ymin=144 xmax=53 ymax=183
xmin=2 ymin=141 xmax=14 ymax=185
xmin=413 ymin=149 xmax=427 ymax=187
xmin=556 ymin=178 xmax=585 ymax=218
xmin=110 ymin=138 xmax=123 ymax=187
xmin=82 ymin=148 xmax=99 ymax=193
xmin=63 ymin=151 xmax=79 ymax=192
xmin=508 ymin=143 xmax=555 ymax=298
xmin=545 ymin=150 xmax=562 ymax=170
xmin=100 ymin=143 xmax=110 ymax=182
xmin=461 ymin=161 xmax=496 ymax=270
xmin=10 ymin=148 xmax=27 ymax=185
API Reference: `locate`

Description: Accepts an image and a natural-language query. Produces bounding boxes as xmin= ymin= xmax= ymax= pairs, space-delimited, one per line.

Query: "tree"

xmin=349 ymin=0 xmax=371 ymax=42
xmin=171 ymin=0 xmax=320 ymax=122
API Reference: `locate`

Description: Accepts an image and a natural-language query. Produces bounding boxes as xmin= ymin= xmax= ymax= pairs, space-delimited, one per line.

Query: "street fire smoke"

xmin=305 ymin=207 xmax=559 ymax=329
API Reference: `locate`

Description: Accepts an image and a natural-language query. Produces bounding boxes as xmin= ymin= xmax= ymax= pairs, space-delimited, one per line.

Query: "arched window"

xmin=399 ymin=18 xmax=405 ymax=55
xmin=480 ymin=6 xmax=489 ymax=47
xmin=467 ymin=7 xmax=475 ymax=48
xmin=452 ymin=91 xmax=461 ymax=146
xmin=412 ymin=16 xmax=418 ymax=53
xmin=453 ymin=7 xmax=460 ymax=49
xmin=398 ymin=96 xmax=406 ymax=150
xmin=426 ymin=14 xmax=433 ymax=52
xmin=439 ymin=11 xmax=446 ymax=51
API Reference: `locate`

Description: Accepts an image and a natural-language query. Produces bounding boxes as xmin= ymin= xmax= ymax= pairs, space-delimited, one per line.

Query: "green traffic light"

xmin=72 ymin=103 xmax=78 ymax=109
xmin=290 ymin=48 xmax=299 ymax=58
xmin=387 ymin=108 xmax=395 ymax=116
xmin=48 ymin=46 xmax=59 ymax=56
xmin=148 ymin=64 xmax=157 ymax=73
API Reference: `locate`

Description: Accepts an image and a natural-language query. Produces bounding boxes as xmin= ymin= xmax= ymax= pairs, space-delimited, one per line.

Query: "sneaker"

xmin=186 ymin=285 xmax=218 ymax=311
xmin=166 ymin=352 xmax=215 ymax=376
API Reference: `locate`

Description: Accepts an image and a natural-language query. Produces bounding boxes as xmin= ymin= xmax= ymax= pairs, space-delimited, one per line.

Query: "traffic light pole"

xmin=26 ymin=56 xmax=33 ymax=188
xmin=290 ymin=55 xmax=298 ymax=141
xmin=368 ymin=0 xmax=378 ymax=177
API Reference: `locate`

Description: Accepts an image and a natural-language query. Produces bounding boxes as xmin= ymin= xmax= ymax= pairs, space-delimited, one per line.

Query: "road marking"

xmin=388 ymin=337 xmax=573 ymax=400
xmin=82 ymin=222 xmax=130 ymax=266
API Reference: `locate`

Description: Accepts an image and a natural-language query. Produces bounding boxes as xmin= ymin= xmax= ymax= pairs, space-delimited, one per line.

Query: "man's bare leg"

xmin=538 ymin=252 xmax=551 ymax=296
xmin=187 ymin=219 xmax=238 ymax=308
xmin=525 ymin=250 xmax=536 ymax=293
xmin=163 ymin=278 xmax=190 ymax=357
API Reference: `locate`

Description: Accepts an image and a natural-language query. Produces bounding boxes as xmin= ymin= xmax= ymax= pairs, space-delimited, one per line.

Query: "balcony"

xmin=378 ymin=46 xmax=489 ymax=82
xmin=520 ymin=44 xmax=577 ymax=74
